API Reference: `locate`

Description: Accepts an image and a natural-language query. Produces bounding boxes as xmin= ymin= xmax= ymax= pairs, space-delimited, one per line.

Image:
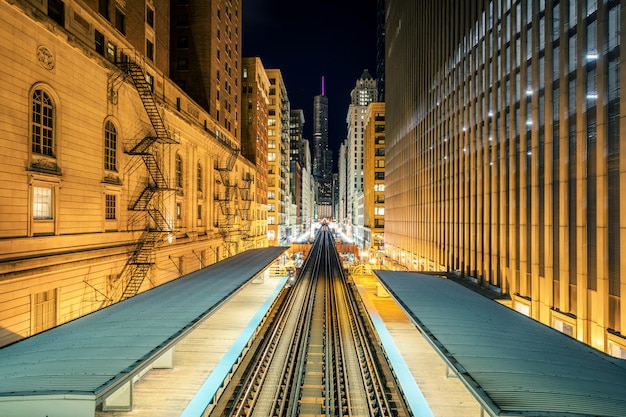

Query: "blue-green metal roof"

xmin=0 ymin=247 xmax=287 ymax=401
xmin=375 ymin=271 xmax=626 ymax=417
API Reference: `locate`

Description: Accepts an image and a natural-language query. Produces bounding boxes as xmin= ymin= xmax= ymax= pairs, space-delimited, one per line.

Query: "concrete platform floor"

xmin=96 ymin=271 xmax=483 ymax=417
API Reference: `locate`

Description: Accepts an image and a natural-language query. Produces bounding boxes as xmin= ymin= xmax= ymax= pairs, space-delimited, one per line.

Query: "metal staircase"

xmin=238 ymin=172 xmax=254 ymax=247
xmin=214 ymin=148 xmax=240 ymax=255
xmin=114 ymin=56 xmax=178 ymax=302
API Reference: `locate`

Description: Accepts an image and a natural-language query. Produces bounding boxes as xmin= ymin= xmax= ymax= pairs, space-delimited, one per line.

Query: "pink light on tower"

xmin=321 ymin=76 xmax=325 ymax=96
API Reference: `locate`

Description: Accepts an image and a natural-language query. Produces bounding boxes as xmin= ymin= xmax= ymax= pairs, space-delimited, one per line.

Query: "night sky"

xmin=241 ymin=0 xmax=378 ymax=169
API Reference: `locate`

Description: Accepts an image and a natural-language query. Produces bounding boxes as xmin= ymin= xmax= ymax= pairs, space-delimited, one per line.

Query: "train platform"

xmin=0 ymin=247 xmax=289 ymax=417
xmin=350 ymin=271 xmax=483 ymax=417
xmin=358 ymin=270 xmax=626 ymax=417
xmin=4 ymin=247 xmax=625 ymax=417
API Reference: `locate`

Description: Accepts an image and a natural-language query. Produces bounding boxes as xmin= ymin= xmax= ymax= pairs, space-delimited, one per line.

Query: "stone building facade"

xmin=0 ymin=0 xmax=263 ymax=347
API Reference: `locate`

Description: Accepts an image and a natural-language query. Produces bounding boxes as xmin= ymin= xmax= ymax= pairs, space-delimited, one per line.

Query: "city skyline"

xmin=241 ymin=0 xmax=378 ymax=164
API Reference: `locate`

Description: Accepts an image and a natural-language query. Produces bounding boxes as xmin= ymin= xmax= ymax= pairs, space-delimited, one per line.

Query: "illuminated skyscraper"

xmin=313 ymin=77 xmax=333 ymax=219
xmin=241 ymin=57 xmax=270 ymax=246
xmin=385 ymin=0 xmax=625 ymax=357
xmin=346 ymin=69 xmax=377 ymax=244
xmin=290 ymin=109 xmax=305 ymax=226
xmin=265 ymin=69 xmax=290 ymax=245
xmin=312 ymin=79 xmax=329 ymax=181
xmin=376 ymin=0 xmax=386 ymax=101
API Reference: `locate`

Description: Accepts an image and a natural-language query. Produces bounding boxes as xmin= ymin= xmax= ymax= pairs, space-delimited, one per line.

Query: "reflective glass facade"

xmin=385 ymin=0 xmax=625 ymax=355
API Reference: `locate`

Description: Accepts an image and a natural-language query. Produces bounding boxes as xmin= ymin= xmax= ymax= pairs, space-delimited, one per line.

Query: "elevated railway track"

xmin=204 ymin=226 xmax=412 ymax=416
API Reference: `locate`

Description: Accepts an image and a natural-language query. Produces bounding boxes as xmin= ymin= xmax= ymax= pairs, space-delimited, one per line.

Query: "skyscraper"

xmin=376 ymin=0 xmax=386 ymax=101
xmin=313 ymin=77 xmax=333 ymax=219
xmin=312 ymin=88 xmax=328 ymax=181
xmin=346 ymin=69 xmax=377 ymax=244
xmin=385 ymin=0 xmax=625 ymax=358
xmin=170 ymin=0 xmax=241 ymax=144
xmin=265 ymin=69 xmax=290 ymax=245
xmin=290 ymin=109 xmax=305 ymax=227
xmin=241 ymin=57 xmax=270 ymax=246
xmin=363 ymin=102 xmax=385 ymax=255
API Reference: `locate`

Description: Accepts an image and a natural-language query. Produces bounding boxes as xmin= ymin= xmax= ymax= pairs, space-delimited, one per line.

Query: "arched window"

xmin=32 ymin=89 xmax=55 ymax=157
xmin=197 ymin=162 xmax=203 ymax=192
xmin=104 ymin=120 xmax=117 ymax=171
xmin=176 ymin=153 xmax=183 ymax=188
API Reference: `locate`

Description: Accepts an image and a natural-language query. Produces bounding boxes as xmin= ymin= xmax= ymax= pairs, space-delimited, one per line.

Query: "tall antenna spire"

xmin=321 ymin=75 xmax=325 ymax=96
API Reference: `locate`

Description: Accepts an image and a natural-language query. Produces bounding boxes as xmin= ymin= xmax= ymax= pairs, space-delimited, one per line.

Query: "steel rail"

xmin=205 ymin=226 xmax=412 ymax=417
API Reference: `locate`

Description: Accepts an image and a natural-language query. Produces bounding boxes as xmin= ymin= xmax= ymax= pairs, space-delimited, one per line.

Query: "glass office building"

xmin=385 ymin=0 xmax=625 ymax=356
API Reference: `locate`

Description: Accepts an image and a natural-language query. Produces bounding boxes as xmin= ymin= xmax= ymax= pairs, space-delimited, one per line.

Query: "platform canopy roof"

xmin=0 ymin=247 xmax=287 ymax=404
xmin=376 ymin=271 xmax=626 ymax=417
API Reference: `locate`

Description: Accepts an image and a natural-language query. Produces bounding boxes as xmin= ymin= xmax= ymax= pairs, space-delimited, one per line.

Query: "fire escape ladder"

xmin=237 ymin=174 xmax=254 ymax=241
xmin=112 ymin=54 xmax=178 ymax=303
xmin=141 ymin=153 xmax=170 ymax=189
xmin=129 ymin=185 xmax=157 ymax=211
xmin=117 ymin=61 xmax=175 ymax=145
xmin=147 ymin=208 xmax=173 ymax=233
xmin=223 ymin=148 xmax=238 ymax=171
xmin=213 ymin=147 xmax=240 ymax=248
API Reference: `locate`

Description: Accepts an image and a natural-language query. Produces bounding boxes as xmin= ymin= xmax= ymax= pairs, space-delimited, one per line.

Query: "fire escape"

xmin=214 ymin=147 xmax=240 ymax=256
xmin=114 ymin=56 xmax=177 ymax=302
xmin=238 ymin=172 xmax=254 ymax=249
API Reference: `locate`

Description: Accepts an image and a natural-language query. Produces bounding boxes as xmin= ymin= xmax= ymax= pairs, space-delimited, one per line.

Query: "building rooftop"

xmin=375 ymin=270 xmax=626 ymax=417
xmin=0 ymin=247 xmax=287 ymax=412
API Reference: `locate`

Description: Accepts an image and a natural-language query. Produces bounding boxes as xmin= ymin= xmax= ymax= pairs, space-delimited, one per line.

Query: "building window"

xmin=106 ymin=41 xmax=116 ymax=62
xmin=32 ymin=89 xmax=55 ymax=157
xmin=48 ymin=0 xmax=65 ymax=26
xmin=33 ymin=289 xmax=57 ymax=333
xmin=104 ymin=120 xmax=117 ymax=171
xmin=146 ymin=39 xmax=154 ymax=61
xmin=374 ymin=171 xmax=385 ymax=180
xmin=95 ymin=30 xmax=105 ymax=55
xmin=33 ymin=186 xmax=53 ymax=220
xmin=197 ymin=163 xmax=203 ymax=192
xmin=99 ymin=0 xmax=109 ymax=19
xmin=197 ymin=204 xmax=202 ymax=220
xmin=115 ymin=8 xmax=125 ymax=35
xmin=176 ymin=154 xmax=183 ymax=188
xmin=177 ymin=36 xmax=189 ymax=48
xmin=146 ymin=5 xmax=154 ymax=27
xmin=105 ymin=194 xmax=116 ymax=220
xmin=145 ymin=72 xmax=154 ymax=92
xmin=177 ymin=58 xmax=188 ymax=70
xmin=177 ymin=13 xmax=189 ymax=26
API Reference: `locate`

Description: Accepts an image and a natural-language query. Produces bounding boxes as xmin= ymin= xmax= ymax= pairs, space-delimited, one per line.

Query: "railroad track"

xmin=204 ymin=226 xmax=412 ymax=417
